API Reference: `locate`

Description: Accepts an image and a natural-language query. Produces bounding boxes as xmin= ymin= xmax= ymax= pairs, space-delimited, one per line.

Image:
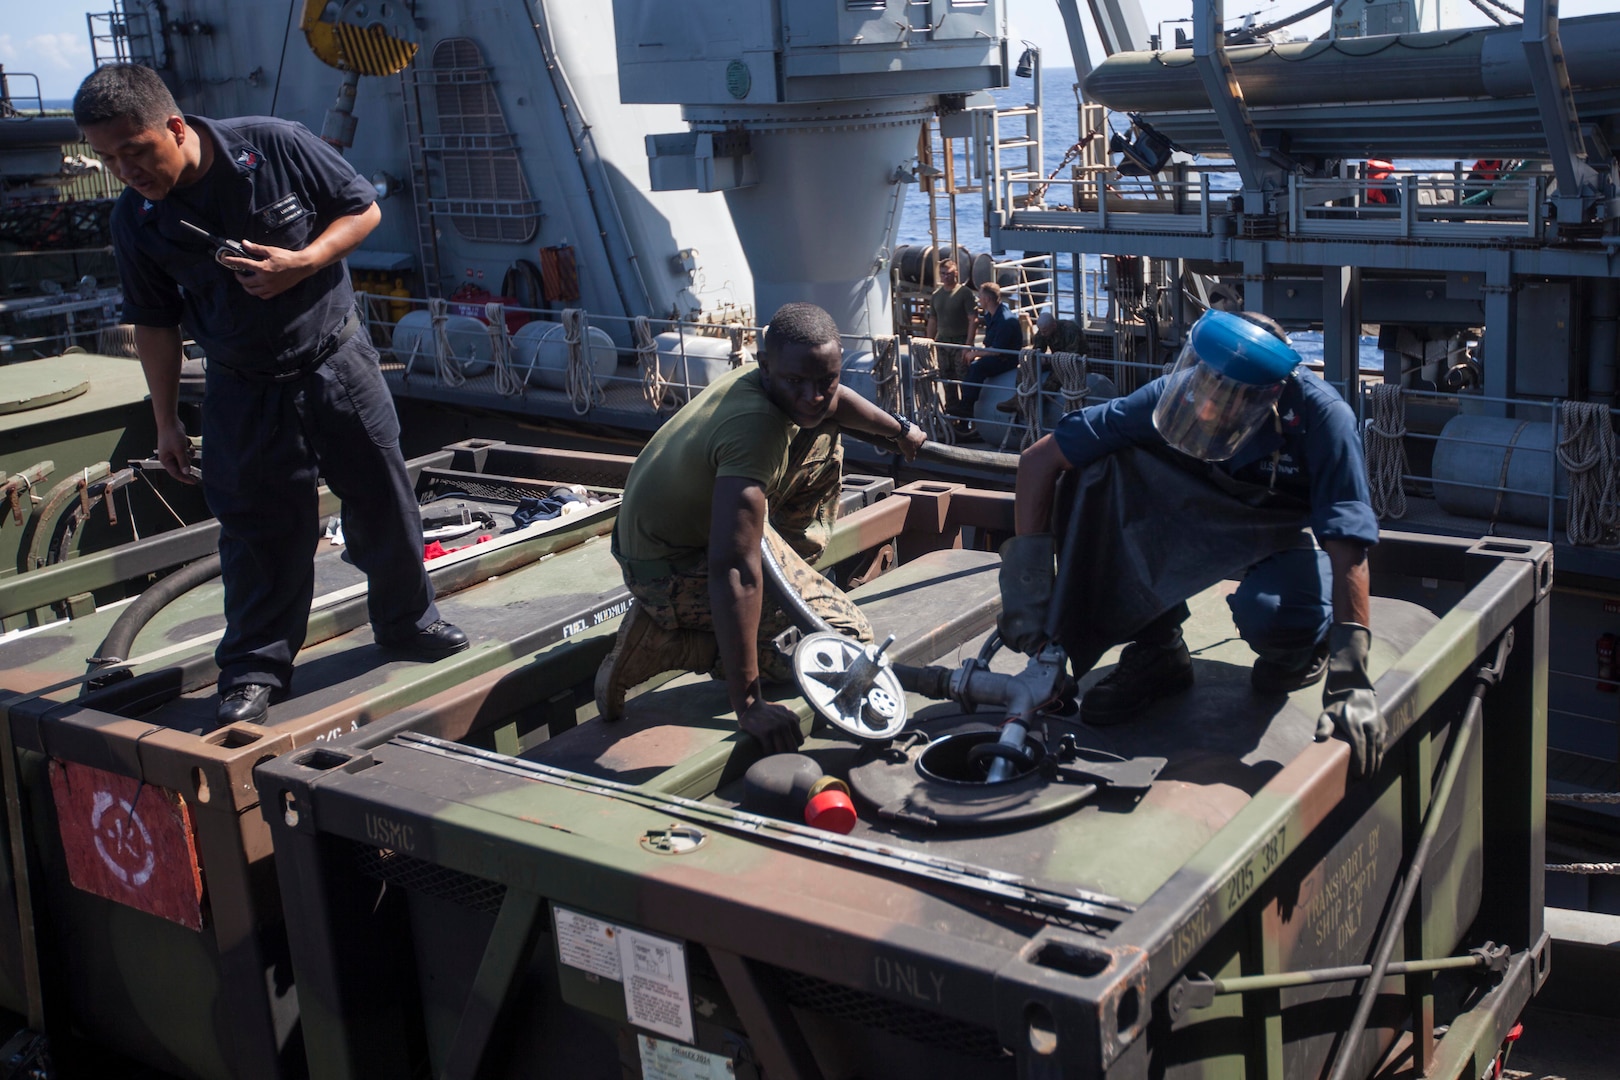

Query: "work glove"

xmin=997 ymin=533 xmax=1055 ymax=655
xmin=1314 ymin=623 xmax=1387 ymax=779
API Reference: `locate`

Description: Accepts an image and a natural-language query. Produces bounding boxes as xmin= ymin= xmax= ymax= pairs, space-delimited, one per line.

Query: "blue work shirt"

xmin=1052 ymin=372 xmax=1379 ymax=547
xmin=110 ymin=115 xmax=375 ymax=372
xmin=981 ymin=302 xmax=1022 ymax=353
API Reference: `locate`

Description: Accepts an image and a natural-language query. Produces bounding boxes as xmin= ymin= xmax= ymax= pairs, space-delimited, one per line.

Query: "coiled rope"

xmin=486 ymin=302 xmax=525 ymax=396
xmin=872 ymin=337 xmax=902 ymax=416
xmin=428 ymin=297 xmax=464 ymax=387
xmin=728 ymin=325 xmax=749 ymax=369
xmin=1050 ymin=350 xmax=1091 ymax=413
xmin=1557 ymin=400 xmax=1620 ymax=547
xmin=908 ymin=338 xmax=954 ymax=444
xmin=1007 ymin=348 xmax=1044 ymax=451
xmin=562 ymin=308 xmax=602 ymax=416
xmin=634 ymin=316 xmax=668 ymax=411
xmin=1364 ymin=383 xmax=1409 ymax=519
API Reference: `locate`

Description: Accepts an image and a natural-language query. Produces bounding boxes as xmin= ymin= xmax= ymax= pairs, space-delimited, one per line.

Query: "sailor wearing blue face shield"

xmin=998 ymin=310 xmax=1386 ymax=779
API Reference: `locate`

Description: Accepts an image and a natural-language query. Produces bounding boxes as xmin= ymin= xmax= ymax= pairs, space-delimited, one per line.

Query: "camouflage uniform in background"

xmin=624 ymin=421 xmax=872 ymax=682
xmin=1037 ymin=318 xmax=1085 ymax=356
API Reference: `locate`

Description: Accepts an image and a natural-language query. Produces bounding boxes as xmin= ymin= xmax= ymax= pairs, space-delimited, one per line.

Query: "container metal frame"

xmin=257 ymin=529 xmax=1552 ymax=1080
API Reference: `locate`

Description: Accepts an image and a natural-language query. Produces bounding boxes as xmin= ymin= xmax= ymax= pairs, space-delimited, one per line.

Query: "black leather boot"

xmin=1081 ymin=630 xmax=1194 ymax=726
xmin=1251 ymin=639 xmax=1331 ymax=695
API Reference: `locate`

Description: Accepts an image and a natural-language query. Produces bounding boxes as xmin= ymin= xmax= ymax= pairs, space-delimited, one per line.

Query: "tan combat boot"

xmin=594 ymin=601 xmax=719 ymax=720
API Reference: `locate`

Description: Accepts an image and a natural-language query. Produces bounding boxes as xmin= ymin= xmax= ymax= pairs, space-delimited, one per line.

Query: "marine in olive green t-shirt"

xmin=616 ymin=364 xmax=797 ymax=568
xmin=929 ymin=283 xmax=977 ymax=345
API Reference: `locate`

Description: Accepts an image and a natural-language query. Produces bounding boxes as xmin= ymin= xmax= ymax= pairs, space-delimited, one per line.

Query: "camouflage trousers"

xmin=624 ymin=422 xmax=873 ymax=682
xmin=932 ymin=342 xmax=969 ymax=407
xmin=935 ymin=342 xmax=971 ymax=383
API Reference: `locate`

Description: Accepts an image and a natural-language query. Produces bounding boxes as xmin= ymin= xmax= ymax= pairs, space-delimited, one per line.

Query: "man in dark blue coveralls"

xmin=76 ymin=64 xmax=466 ymax=725
xmin=949 ymin=281 xmax=1024 ymax=441
xmin=998 ymin=310 xmax=1389 ymax=778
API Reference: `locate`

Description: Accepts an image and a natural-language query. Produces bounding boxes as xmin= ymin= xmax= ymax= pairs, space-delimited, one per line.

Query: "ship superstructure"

xmin=65 ymin=0 xmax=1620 ymax=866
xmin=0 ymin=2 xmax=1608 ymax=1075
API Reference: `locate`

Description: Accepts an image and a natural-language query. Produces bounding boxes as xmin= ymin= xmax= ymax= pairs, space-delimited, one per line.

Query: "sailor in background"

xmin=999 ymin=310 xmax=1388 ymax=778
xmin=949 ymin=282 xmax=1027 ymax=441
xmin=598 ymin=303 xmax=927 ymax=753
xmin=924 ymin=258 xmax=976 ymax=409
xmin=75 ymin=64 xmax=466 ymax=726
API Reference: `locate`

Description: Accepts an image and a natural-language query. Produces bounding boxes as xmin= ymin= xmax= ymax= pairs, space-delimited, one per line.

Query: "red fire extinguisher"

xmin=1598 ymin=633 xmax=1618 ymax=693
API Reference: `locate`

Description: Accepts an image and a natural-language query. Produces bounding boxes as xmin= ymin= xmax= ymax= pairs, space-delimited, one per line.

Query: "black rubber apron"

xmin=1046 ymin=446 xmax=1316 ymax=678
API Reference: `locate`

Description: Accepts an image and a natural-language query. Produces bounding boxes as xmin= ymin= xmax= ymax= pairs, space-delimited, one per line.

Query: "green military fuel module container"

xmin=0 ymin=440 xmax=657 ymax=1079
xmin=0 ymin=440 xmax=910 ymax=1079
xmin=257 ymin=526 xmax=1550 ymax=1080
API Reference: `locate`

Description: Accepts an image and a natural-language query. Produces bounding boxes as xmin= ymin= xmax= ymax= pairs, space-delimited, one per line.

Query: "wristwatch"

xmin=888 ymin=412 xmax=915 ymax=442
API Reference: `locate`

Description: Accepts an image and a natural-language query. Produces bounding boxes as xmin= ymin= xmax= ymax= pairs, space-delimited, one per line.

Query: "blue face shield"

xmin=1152 ymin=311 xmax=1301 ymax=462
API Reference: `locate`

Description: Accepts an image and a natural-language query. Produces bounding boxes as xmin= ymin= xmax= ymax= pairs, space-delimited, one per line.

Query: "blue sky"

xmin=7 ymin=1 xmax=1616 ymax=100
xmin=3 ymin=2 xmax=100 ymax=101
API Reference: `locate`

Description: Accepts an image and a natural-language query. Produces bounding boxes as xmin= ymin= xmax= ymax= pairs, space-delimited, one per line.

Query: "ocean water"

xmin=896 ymin=67 xmax=1085 ymax=255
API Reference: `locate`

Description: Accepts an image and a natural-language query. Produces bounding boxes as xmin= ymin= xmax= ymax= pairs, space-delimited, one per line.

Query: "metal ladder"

xmin=990 ymin=104 xmax=1042 ymax=210
xmin=398 ymin=68 xmax=444 ymax=297
xmin=920 ymin=120 xmax=975 ymax=262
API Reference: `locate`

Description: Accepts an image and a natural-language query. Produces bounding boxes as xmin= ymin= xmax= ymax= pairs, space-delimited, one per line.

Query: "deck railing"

xmin=988 ymin=158 xmax=1556 ymax=244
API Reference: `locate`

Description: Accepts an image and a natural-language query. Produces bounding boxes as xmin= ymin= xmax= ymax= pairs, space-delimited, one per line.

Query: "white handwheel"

xmin=792 ymin=631 xmax=909 ymax=741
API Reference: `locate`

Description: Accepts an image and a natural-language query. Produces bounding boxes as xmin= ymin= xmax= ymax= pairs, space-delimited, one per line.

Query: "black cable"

xmin=269 ymin=0 xmax=299 ymax=116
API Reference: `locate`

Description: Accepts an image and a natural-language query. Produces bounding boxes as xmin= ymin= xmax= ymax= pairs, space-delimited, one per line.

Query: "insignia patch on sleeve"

xmin=259 ymin=193 xmax=311 ymax=231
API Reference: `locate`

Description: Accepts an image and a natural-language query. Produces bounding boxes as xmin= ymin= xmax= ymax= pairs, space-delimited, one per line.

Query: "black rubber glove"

xmin=1314 ymin=623 xmax=1386 ymax=779
xmin=997 ymin=533 xmax=1055 ymax=655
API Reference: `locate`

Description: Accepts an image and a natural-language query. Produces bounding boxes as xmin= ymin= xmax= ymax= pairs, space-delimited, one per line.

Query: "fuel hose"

xmin=760 ymin=537 xmax=833 ymax=634
xmin=841 ymin=428 xmax=1020 ymax=472
xmin=87 ymin=553 xmax=225 ymax=678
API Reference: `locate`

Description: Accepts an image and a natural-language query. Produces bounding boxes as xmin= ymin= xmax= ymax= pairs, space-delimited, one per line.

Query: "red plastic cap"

xmin=804 ymin=788 xmax=857 ymax=833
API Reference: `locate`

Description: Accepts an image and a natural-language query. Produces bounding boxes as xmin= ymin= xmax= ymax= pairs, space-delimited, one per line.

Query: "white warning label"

xmin=553 ymin=906 xmax=622 ymax=981
xmin=618 ymin=926 xmax=694 ymax=1043
xmin=637 ymin=1035 xmax=735 ymax=1080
